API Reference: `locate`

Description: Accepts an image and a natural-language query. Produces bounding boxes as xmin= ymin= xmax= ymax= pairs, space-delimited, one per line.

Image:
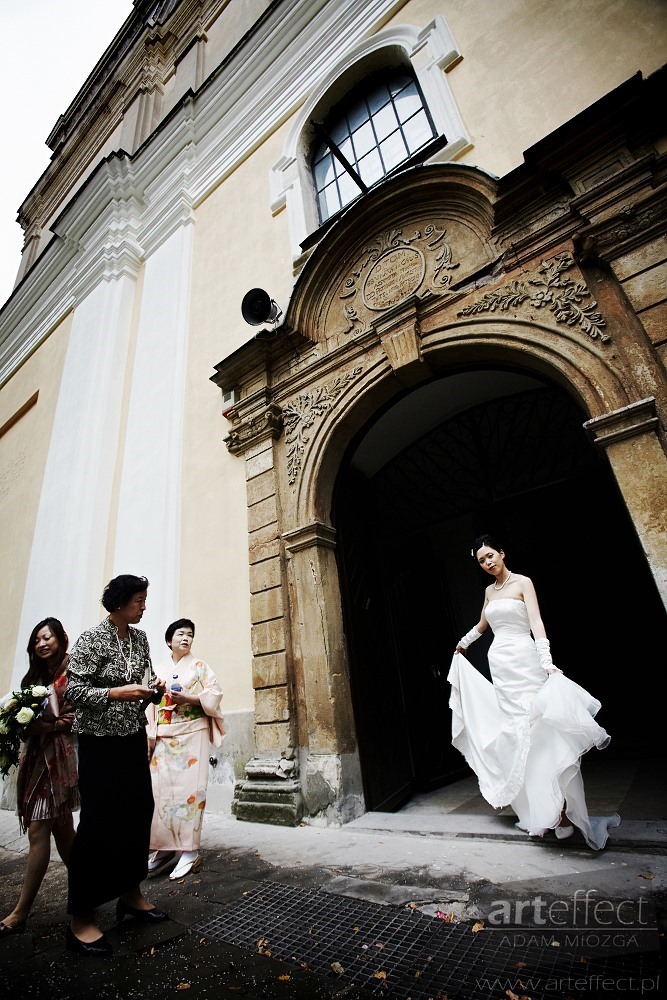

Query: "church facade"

xmin=1 ymin=0 xmax=666 ymax=823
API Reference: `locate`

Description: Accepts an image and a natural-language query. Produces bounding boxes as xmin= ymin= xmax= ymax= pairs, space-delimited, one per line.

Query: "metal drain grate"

xmin=192 ymin=882 xmax=660 ymax=998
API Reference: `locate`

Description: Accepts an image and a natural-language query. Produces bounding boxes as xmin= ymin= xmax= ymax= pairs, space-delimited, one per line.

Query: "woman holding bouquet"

xmin=65 ymin=574 xmax=168 ymax=956
xmin=0 ymin=618 xmax=79 ymax=935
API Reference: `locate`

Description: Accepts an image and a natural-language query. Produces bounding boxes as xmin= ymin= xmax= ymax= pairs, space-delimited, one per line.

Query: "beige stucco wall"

xmin=183 ymin=128 xmax=293 ymax=711
xmin=0 ymin=315 xmax=72 ymax=692
xmin=395 ymin=0 xmax=667 ymax=176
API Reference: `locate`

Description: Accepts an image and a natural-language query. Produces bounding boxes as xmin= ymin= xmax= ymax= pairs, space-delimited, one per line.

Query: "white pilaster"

xmin=112 ymin=223 xmax=194 ymax=655
xmin=12 ymin=275 xmax=137 ymax=684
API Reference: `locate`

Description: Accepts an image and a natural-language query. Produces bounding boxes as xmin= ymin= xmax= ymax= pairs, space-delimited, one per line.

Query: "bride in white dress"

xmin=448 ymin=534 xmax=620 ymax=850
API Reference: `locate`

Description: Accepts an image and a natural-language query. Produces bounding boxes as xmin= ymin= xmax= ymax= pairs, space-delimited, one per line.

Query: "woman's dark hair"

xmin=22 ymin=617 xmax=69 ymax=687
xmin=165 ymin=618 xmax=196 ymax=645
xmin=101 ymin=574 xmax=149 ymax=612
xmin=471 ymin=534 xmax=504 ymax=559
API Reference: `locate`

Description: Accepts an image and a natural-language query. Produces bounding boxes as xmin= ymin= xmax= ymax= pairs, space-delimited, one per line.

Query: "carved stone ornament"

xmin=336 ymin=225 xmax=460 ymax=335
xmin=457 ymin=252 xmax=609 ymax=342
xmin=283 ymin=367 xmax=363 ymax=483
xmin=225 ymin=403 xmax=283 ymax=454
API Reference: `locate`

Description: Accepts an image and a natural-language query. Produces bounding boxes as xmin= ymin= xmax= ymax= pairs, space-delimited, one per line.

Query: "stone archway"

xmin=212 ymin=156 xmax=667 ymax=826
xmin=332 ymin=371 xmax=667 ymax=813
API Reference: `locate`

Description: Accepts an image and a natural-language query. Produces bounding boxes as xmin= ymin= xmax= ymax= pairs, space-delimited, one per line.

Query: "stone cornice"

xmin=282 ymin=521 xmax=337 ymax=553
xmin=583 ymin=397 xmax=659 ymax=448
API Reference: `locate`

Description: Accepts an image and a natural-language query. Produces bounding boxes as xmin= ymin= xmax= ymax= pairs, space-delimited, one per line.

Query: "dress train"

xmin=447 ymin=599 xmax=620 ymax=850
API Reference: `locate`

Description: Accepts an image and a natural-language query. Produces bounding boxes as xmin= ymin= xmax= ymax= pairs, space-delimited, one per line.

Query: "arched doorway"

xmin=333 ymin=369 xmax=665 ymax=812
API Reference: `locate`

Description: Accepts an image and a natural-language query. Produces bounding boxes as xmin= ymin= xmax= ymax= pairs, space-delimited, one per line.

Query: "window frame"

xmin=270 ymin=16 xmax=471 ymax=266
xmin=311 ymin=67 xmax=439 ymax=223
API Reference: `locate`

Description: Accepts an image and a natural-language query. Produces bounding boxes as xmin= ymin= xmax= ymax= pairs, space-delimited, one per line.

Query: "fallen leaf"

xmin=331 ymin=962 xmax=344 ymax=974
xmin=373 ymin=971 xmax=388 ymax=980
xmin=277 ymin=974 xmax=290 ymax=981
xmin=471 ymin=921 xmax=484 ymax=933
xmin=638 ymin=873 xmax=654 ymax=880
xmin=176 ymin=984 xmax=191 ymax=991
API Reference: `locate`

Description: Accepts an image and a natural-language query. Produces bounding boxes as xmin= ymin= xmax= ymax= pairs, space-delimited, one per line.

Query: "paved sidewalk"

xmin=1 ymin=759 xmax=665 ymax=998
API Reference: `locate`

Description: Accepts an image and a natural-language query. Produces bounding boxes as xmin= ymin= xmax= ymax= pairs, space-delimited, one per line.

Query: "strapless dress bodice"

xmin=485 ymin=598 xmax=531 ymax=638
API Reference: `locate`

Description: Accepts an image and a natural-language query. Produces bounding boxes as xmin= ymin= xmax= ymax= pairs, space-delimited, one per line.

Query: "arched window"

xmin=311 ymin=69 xmax=437 ymax=222
xmin=270 ymin=17 xmax=471 ymax=263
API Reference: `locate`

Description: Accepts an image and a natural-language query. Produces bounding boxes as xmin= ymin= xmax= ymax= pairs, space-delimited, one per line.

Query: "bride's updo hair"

xmin=471 ymin=533 xmax=503 ymax=559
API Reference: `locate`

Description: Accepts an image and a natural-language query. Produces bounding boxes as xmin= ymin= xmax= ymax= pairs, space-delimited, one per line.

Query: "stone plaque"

xmin=362 ymin=246 xmax=425 ymax=311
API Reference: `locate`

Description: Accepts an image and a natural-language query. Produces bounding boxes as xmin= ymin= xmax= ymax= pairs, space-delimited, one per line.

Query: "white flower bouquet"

xmin=0 ymin=685 xmax=50 ymax=775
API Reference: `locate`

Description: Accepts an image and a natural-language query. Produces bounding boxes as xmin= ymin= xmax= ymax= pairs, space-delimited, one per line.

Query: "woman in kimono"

xmin=146 ymin=618 xmax=224 ymax=880
xmin=0 ymin=618 xmax=79 ymax=935
xmin=449 ymin=534 xmax=620 ymax=850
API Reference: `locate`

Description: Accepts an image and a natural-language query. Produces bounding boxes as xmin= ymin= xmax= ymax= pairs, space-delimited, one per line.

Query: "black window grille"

xmin=312 ymin=68 xmax=438 ymax=223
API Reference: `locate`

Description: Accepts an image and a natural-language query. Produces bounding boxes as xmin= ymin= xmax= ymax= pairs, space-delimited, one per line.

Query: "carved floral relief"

xmin=458 ymin=252 xmax=609 ymax=342
xmin=283 ymin=367 xmax=363 ymax=482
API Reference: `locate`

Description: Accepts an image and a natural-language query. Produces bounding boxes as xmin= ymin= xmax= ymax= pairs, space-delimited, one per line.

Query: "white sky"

xmin=0 ymin=0 xmax=134 ymax=309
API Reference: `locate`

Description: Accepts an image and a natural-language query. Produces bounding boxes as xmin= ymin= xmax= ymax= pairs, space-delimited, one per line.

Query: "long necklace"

xmin=494 ymin=570 xmax=512 ymax=591
xmin=115 ymin=628 xmax=133 ymax=670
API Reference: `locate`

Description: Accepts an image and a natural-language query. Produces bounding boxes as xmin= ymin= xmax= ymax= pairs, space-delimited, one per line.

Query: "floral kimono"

xmin=17 ymin=667 xmax=79 ymax=833
xmin=145 ymin=654 xmax=224 ymax=851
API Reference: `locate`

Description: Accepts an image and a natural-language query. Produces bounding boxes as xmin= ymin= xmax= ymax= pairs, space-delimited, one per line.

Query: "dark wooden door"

xmin=335 ymin=469 xmax=415 ymax=811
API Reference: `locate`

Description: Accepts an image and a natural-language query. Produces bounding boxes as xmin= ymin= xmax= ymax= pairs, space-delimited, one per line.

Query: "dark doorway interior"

xmin=333 ymin=378 xmax=665 ymax=813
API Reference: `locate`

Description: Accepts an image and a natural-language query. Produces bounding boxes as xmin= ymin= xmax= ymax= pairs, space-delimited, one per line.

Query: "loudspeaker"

xmin=241 ymin=288 xmax=282 ymax=326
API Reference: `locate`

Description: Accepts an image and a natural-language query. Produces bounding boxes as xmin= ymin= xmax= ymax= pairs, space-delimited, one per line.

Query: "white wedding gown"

xmin=447 ymin=598 xmax=620 ymax=850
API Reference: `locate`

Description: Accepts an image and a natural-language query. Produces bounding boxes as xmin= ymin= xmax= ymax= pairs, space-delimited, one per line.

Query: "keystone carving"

xmin=283 ymin=367 xmax=363 ymax=482
xmin=336 ymin=225 xmax=460 ymax=336
xmin=458 ymin=252 xmax=609 ymax=342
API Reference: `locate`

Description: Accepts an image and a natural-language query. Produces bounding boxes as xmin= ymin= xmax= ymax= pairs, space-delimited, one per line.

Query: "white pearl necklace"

xmin=494 ymin=571 xmax=512 ymax=591
xmin=115 ymin=629 xmax=133 ymax=669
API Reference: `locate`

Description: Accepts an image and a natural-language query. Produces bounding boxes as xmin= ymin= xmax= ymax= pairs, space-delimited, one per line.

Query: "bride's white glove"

xmin=535 ymin=638 xmax=563 ymax=675
xmin=456 ymin=626 xmax=483 ymax=652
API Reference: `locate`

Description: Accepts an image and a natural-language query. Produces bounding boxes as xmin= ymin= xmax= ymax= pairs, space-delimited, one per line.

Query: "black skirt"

xmin=67 ymin=728 xmax=154 ymax=914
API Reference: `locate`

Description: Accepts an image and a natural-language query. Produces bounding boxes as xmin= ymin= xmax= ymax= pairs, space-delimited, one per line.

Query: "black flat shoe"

xmin=116 ymin=899 xmax=170 ymax=923
xmin=0 ymin=919 xmax=26 ymax=936
xmin=65 ymin=925 xmax=112 ymax=956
